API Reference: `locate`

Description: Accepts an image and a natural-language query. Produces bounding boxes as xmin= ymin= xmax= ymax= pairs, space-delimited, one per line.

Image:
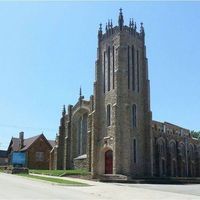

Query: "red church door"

xmin=105 ymin=150 xmax=113 ymax=174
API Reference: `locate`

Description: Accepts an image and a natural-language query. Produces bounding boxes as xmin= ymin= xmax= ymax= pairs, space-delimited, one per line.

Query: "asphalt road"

xmin=0 ymin=173 xmax=200 ymax=200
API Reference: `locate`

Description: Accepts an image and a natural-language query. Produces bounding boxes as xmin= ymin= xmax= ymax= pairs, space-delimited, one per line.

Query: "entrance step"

xmin=99 ymin=176 xmax=200 ymax=184
xmin=99 ymin=174 xmax=128 ymax=182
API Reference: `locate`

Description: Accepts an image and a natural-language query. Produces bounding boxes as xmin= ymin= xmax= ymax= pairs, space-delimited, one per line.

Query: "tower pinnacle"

xmin=98 ymin=23 xmax=102 ymax=34
xmin=140 ymin=22 xmax=145 ymax=40
xmin=79 ymin=86 xmax=82 ymax=98
xmin=98 ymin=23 xmax=102 ymax=40
xmin=79 ymin=86 xmax=84 ymax=102
xmin=62 ymin=105 xmax=66 ymax=116
xmin=118 ymin=8 xmax=124 ymax=31
xmin=140 ymin=22 xmax=144 ymax=33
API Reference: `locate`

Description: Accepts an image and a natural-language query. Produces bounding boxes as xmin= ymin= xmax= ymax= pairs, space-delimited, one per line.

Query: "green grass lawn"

xmin=0 ymin=167 xmax=5 ymax=173
xmin=19 ymin=174 xmax=88 ymax=186
xmin=29 ymin=169 xmax=90 ymax=177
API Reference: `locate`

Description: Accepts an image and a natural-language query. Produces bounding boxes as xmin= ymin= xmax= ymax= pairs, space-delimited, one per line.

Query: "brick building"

xmin=7 ymin=132 xmax=55 ymax=169
xmin=51 ymin=9 xmax=200 ymax=178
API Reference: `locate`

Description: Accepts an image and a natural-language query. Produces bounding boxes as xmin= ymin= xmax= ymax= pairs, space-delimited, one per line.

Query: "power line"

xmin=0 ymin=124 xmax=57 ymax=132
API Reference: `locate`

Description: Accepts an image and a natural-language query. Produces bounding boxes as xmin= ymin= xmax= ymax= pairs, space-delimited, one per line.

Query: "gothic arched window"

xmin=133 ymin=138 xmax=137 ymax=163
xmin=132 ymin=104 xmax=137 ymax=128
xmin=132 ymin=45 xmax=135 ymax=91
xmin=188 ymin=144 xmax=194 ymax=160
xmin=107 ymin=104 xmax=111 ymax=126
xmin=77 ymin=117 xmax=82 ymax=155
xmin=112 ymin=46 xmax=115 ymax=89
xmin=179 ymin=143 xmax=186 ymax=160
xmin=82 ymin=113 xmax=88 ymax=154
xmin=107 ymin=46 xmax=111 ymax=91
xmin=158 ymin=139 xmax=165 ymax=157
xmin=103 ymin=51 xmax=106 ymax=93
xmin=169 ymin=142 xmax=176 ymax=157
xmin=136 ymin=49 xmax=140 ymax=92
xmin=77 ymin=113 xmax=88 ymax=156
xmin=128 ymin=45 xmax=130 ymax=89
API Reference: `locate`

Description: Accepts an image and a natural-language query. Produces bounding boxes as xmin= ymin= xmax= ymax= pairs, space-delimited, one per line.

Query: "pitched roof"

xmin=10 ymin=137 xmax=20 ymax=151
xmin=7 ymin=134 xmax=53 ymax=152
xmin=20 ymin=134 xmax=42 ymax=151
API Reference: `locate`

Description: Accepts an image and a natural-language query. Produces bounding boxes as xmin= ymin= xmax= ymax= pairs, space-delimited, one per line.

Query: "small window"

xmin=107 ymin=104 xmax=111 ymax=126
xmin=35 ymin=152 xmax=44 ymax=162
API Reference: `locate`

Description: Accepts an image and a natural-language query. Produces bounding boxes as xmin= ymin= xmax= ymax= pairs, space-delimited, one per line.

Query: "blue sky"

xmin=0 ymin=2 xmax=200 ymax=150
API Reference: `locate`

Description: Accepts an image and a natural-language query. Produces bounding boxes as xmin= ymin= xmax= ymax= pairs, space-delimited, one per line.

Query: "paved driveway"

xmin=0 ymin=173 xmax=200 ymax=200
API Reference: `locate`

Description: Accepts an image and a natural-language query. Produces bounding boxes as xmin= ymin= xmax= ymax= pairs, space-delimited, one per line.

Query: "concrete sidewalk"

xmin=29 ymin=173 xmax=97 ymax=185
xmin=1 ymin=173 xmax=200 ymax=200
xmin=29 ymin=173 xmax=200 ymax=200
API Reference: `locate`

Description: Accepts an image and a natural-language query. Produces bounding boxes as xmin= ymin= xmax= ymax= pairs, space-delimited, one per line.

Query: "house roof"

xmin=20 ymin=134 xmax=42 ymax=151
xmin=7 ymin=134 xmax=53 ymax=152
xmin=0 ymin=150 xmax=7 ymax=158
xmin=10 ymin=137 xmax=21 ymax=151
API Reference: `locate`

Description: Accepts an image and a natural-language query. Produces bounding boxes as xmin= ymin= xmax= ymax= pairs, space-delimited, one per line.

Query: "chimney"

xmin=19 ymin=131 xmax=24 ymax=149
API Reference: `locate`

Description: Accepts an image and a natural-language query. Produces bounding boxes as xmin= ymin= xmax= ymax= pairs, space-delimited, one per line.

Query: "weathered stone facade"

xmin=152 ymin=121 xmax=200 ymax=177
xmin=51 ymin=9 xmax=200 ymax=178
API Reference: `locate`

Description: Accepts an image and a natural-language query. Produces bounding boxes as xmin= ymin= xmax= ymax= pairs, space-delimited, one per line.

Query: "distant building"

xmin=7 ymin=132 xmax=55 ymax=169
xmin=51 ymin=9 xmax=200 ymax=178
xmin=0 ymin=150 xmax=8 ymax=166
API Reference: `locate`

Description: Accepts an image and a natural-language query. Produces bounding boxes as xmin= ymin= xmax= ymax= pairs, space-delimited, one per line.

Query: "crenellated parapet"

xmin=98 ymin=8 xmax=145 ymax=43
xmin=152 ymin=120 xmax=190 ymax=138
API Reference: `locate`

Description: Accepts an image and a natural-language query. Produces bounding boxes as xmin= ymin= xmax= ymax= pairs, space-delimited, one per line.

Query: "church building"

xmin=50 ymin=9 xmax=200 ymax=178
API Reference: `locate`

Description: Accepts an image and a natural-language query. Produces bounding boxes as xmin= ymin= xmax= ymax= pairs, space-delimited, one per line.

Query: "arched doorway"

xmin=105 ymin=150 xmax=113 ymax=174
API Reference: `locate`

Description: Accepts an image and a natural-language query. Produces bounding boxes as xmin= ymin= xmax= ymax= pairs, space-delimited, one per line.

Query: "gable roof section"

xmin=20 ymin=134 xmax=42 ymax=151
xmin=11 ymin=137 xmax=20 ymax=151
xmin=7 ymin=133 xmax=53 ymax=153
xmin=7 ymin=137 xmax=20 ymax=153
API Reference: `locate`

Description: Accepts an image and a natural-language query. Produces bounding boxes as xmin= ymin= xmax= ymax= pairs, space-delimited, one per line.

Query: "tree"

xmin=190 ymin=130 xmax=200 ymax=139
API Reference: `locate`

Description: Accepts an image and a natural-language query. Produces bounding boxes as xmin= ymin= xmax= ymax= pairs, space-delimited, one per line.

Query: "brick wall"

xmin=26 ymin=137 xmax=51 ymax=169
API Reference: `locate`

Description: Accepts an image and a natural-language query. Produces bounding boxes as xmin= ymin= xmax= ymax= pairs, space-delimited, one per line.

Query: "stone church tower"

xmin=51 ymin=9 xmax=200 ymax=178
xmin=91 ymin=9 xmax=153 ymax=177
